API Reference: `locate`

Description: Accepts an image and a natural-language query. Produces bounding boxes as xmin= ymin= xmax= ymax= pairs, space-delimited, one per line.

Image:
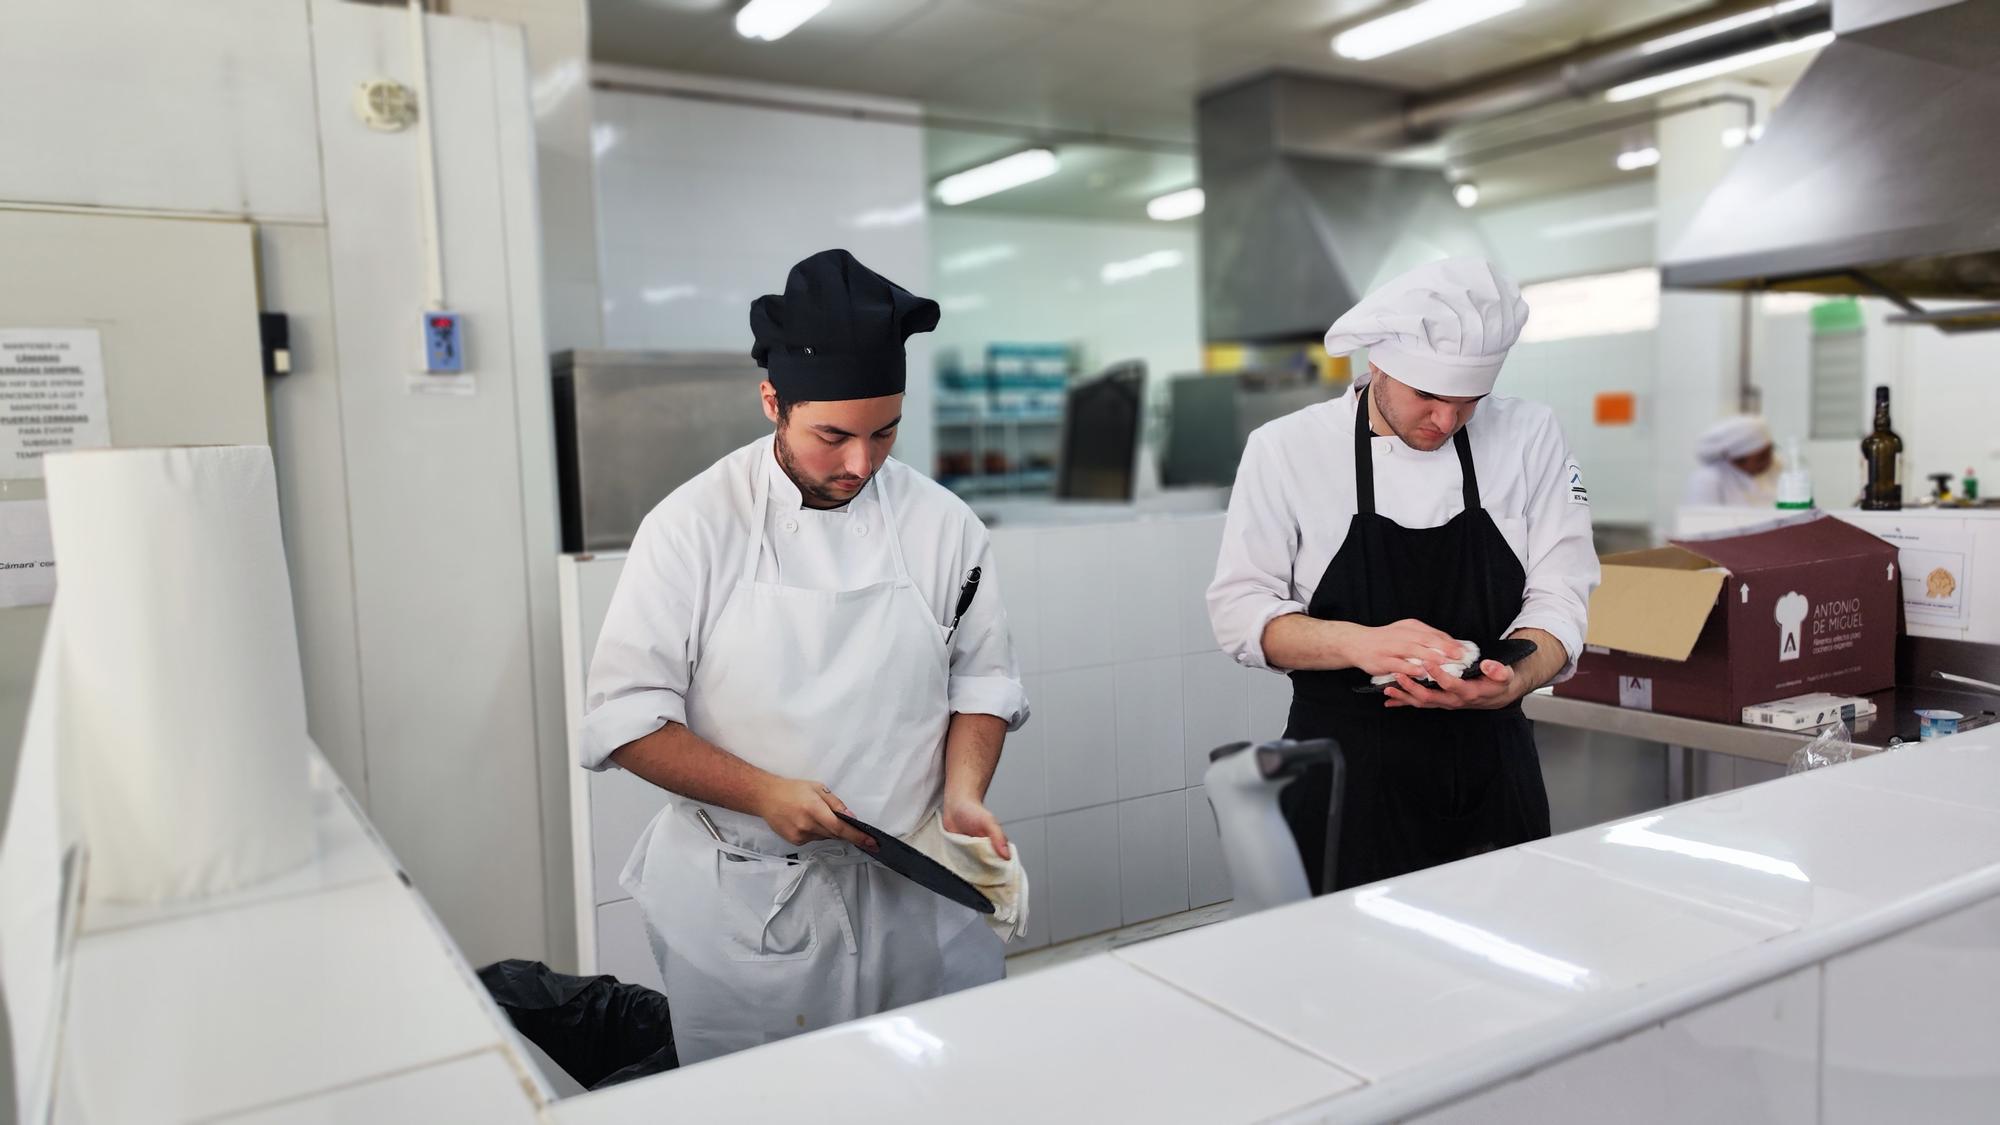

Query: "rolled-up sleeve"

xmin=1505 ymin=411 xmax=1601 ymax=682
xmin=1208 ymin=428 xmax=1308 ymax=671
xmin=946 ymin=523 xmax=1029 ymax=730
xmin=580 ymin=511 xmax=702 ymax=771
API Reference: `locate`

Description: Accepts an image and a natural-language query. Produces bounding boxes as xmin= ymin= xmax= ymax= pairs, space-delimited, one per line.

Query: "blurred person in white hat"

xmin=1207 ymin=257 xmax=1601 ymax=893
xmin=1684 ymin=414 xmax=1777 ymax=507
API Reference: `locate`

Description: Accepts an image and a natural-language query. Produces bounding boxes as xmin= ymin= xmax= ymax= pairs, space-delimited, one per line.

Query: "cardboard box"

xmin=1557 ymin=515 xmax=1899 ymax=723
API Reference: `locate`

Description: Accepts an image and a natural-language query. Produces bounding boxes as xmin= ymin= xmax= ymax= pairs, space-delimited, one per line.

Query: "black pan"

xmin=836 ymin=812 xmax=996 ymax=915
xmin=1353 ymin=637 xmax=1539 ymax=694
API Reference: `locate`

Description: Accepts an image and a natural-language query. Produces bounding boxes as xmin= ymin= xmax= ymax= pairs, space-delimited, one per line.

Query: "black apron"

xmin=1281 ymin=385 xmax=1551 ymax=893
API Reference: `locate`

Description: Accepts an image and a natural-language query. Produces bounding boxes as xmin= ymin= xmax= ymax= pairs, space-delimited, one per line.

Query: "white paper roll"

xmin=44 ymin=446 xmax=313 ymax=903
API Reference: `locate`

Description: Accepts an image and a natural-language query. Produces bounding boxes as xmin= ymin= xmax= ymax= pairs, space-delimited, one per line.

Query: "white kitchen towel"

xmin=44 ymin=446 xmax=314 ymax=903
xmin=903 ymin=809 xmax=1031 ymax=942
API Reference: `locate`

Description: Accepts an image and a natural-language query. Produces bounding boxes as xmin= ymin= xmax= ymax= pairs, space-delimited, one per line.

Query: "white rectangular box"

xmin=1742 ymin=692 xmax=1878 ymax=731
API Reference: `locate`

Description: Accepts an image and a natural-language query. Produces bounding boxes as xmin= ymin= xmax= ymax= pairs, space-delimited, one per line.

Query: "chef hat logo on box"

xmin=1775 ymin=590 xmax=1809 ymax=663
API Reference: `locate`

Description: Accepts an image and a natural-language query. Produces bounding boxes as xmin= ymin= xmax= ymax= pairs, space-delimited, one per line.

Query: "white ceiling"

xmin=590 ymin=0 xmax=1738 ymax=139
xmin=588 ymin=0 xmax=1823 ymax=218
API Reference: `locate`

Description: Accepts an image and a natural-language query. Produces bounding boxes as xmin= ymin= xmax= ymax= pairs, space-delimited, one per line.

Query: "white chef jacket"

xmin=1208 ymin=387 xmax=1600 ymax=679
xmin=581 ymin=436 xmax=1028 ymax=770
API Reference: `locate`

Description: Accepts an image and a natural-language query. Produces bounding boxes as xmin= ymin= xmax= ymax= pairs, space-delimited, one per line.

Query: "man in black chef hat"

xmin=581 ymin=249 xmax=1032 ymax=1064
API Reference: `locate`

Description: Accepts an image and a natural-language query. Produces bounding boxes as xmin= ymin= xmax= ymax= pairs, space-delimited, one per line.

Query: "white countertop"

xmin=547 ymin=732 xmax=2000 ymax=1124
xmin=51 ymin=754 xmax=545 ymax=1124
xmin=46 ymin=729 xmax=2000 ymax=1122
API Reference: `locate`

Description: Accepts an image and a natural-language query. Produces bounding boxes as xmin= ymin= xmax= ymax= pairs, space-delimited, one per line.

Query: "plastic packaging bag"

xmin=478 ymin=960 xmax=676 ymax=1089
xmin=1786 ymin=718 xmax=1859 ymax=775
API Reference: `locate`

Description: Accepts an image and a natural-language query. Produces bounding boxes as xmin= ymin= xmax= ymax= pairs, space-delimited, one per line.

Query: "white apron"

xmin=620 ymin=467 xmax=1003 ymax=1065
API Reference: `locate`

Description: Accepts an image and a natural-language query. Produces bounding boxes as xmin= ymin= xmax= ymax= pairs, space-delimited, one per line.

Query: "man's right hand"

xmin=1335 ymin=618 xmax=1466 ymax=678
xmin=754 ymin=778 xmax=877 ymax=850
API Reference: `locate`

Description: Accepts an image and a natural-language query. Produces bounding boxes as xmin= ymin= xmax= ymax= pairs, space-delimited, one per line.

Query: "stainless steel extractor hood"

xmin=1196 ymin=0 xmax=1839 ymax=343
xmin=1196 ymin=74 xmax=1490 ymax=343
xmin=1661 ymin=0 xmax=2000 ymax=330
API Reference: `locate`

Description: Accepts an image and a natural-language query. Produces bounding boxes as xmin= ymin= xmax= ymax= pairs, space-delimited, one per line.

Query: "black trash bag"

xmin=478 ymin=959 xmax=677 ymax=1088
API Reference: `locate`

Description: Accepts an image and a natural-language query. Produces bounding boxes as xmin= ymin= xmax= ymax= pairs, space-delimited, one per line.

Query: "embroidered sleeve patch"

xmin=1566 ymin=460 xmax=1590 ymax=506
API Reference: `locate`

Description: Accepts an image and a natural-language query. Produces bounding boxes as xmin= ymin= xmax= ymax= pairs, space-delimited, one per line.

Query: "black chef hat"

xmin=750 ymin=249 xmax=940 ymax=401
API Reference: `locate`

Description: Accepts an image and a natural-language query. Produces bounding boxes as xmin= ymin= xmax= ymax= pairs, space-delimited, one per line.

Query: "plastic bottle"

xmin=1965 ymin=467 xmax=1981 ymax=503
xmin=1776 ymin=438 xmax=1814 ymax=511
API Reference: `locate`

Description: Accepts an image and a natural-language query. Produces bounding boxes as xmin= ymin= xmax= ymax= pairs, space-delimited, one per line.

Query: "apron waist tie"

xmin=710 ymin=831 xmax=869 ymax=957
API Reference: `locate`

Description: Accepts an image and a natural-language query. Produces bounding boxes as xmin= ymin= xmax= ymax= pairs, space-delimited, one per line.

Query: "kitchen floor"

xmin=1005 ymin=901 xmax=1235 ymax=976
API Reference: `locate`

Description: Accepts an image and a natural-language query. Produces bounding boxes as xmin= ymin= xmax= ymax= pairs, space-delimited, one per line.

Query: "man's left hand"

xmin=1383 ymin=658 xmax=1521 ymax=711
xmin=941 ymin=793 xmax=1011 ymax=860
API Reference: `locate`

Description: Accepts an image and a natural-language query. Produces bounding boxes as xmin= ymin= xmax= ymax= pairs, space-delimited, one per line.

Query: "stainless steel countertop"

xmin=1526 ymin=681 xmax=2000 ymax=767
xmin=1524 ymin=693 xmax=1817 ymax=768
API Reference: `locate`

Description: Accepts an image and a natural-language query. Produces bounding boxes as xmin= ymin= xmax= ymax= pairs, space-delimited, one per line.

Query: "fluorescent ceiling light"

xmin=1607 ymin=30 xmax=1835 ymax=102
xmin=1100 ymin=250 xmax=1184 ymax=285
xmin=1147 ymin=187 xmax=1205 ymax=221
xmin=1640 ymin=0 xmax=1817 ymax=56
xmin=1539 ymin=208 xmax=1656 ymax=239
xmin=934 ymin=149 xmax=1059 ymax=206
xmin=1721 ymin=122 xmax=1767 ymax=148
xmin=641 ymin=284 xmax=697 ymax=305
xmin=1616 ymin=146 xmax=1662 ymax=171
xmin=940 ymin=244 xmax=1018 ymax=274
xmin=1761 ymin=291 xmax=1824 ymax=314
xmin=1452 ymin=181 xmax=1480 ymax=208
xmin=590 ymin=123 xmax=621 ymax=159
xmin=848 ymin=201 xmax=924 ymax=229
xmin=735 ymin=0 xmax=829 ymax=42
xmin=1333 ymin=0 xmax=1525 ymax=61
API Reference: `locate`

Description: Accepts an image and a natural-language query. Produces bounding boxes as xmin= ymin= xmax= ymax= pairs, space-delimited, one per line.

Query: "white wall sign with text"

xmin=0 ymin=329 xmax=112 ymax=479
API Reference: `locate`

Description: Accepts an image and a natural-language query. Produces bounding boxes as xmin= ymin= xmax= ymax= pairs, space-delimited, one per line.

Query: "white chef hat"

xmin=1696 ymin=415 xmax=1773 ymax=463
xmin=1323 ymin=257 xmax=1529 ymax=397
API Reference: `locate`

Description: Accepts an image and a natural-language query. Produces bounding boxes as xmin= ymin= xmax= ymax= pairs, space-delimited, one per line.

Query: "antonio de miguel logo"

xmin=1774 ymin=590 xmax=1866 ymax=663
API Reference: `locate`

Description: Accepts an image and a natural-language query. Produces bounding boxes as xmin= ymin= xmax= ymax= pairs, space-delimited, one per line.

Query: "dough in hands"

xmin=1370 ymin=640 xmax=1480 ymax=687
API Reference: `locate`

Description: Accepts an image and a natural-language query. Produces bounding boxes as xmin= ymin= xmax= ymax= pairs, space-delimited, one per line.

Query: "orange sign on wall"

xmin=1595 ymin=392 xmax=1636 ymax=426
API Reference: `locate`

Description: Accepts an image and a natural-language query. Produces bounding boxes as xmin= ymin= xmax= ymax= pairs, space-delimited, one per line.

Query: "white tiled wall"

xmin=1034 ymin=524 xmax=1118 ymax=672
xmin=592 ymin=70 xmax=936 ymax=476
xmin=1183 ymin=651 xmax=1251 ymax=784
xmin=999 ymin=816 xmax=1052 ymax=952
xmin=1045 ymin=805 xmax=1123 ymax=945
xmin=986 ymin=511 xmax=1288 ymax=951
xmin=1115 ymin=657 xmax=1186 ymax=799
xmin=1039 ymin=666 xmax=1119 ymax=815
xmin=1119 ymin=792 xmax=1191 ymax=925
xmin=1187 ymin=787 xmax=1231 ymax=910
xmin=981 ymin=673 xmax=1046 ymax=824
xmin=929 ymin=212 xmax=1203 ymax=396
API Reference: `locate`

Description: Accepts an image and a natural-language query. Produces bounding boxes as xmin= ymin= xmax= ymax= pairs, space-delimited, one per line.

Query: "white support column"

xmin=1652 ymin=80 xmax=1771 ymax=537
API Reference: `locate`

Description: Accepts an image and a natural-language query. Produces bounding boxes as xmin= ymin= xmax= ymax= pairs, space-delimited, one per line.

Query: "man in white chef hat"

xmin=1684 ymin=414 xmax=1778 ymax=507
xmin=1208 ymin=257 xmax=1601 ymax=892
